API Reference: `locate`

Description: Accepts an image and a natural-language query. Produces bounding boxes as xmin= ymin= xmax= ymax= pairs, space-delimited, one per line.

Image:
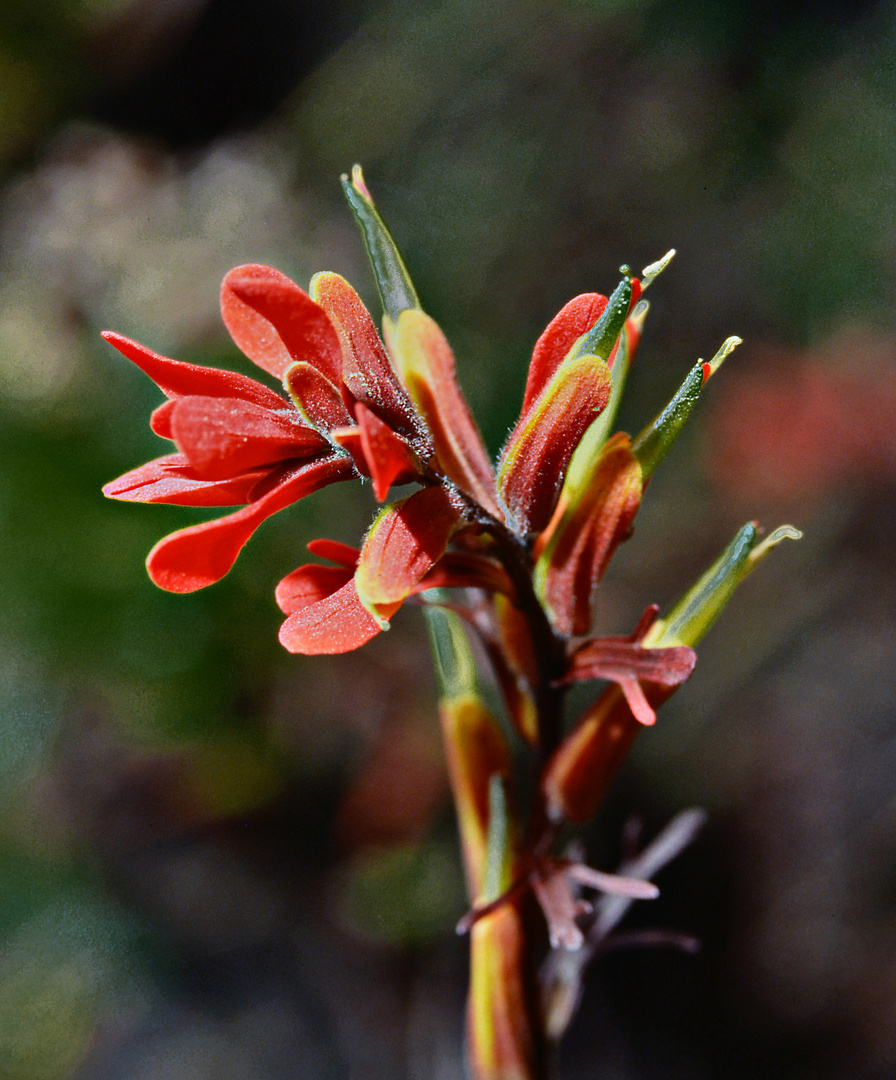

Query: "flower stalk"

xmin=102 ymin=166 xmax=799 ymax=1080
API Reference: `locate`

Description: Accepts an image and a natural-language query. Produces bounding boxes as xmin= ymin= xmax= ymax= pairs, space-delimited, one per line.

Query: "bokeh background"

xmin=1 ymin=0 xmax=895 ymax=1077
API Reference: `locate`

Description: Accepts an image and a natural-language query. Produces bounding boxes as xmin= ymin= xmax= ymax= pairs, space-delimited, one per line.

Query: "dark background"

xmin=1 ymin=0 xmax=895 ymax=1077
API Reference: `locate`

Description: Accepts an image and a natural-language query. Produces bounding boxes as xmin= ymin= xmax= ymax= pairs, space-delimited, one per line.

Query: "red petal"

xmin=146 ymin=454 xmax=351 ymax=592
xmin=220 ymin=265 xmax=343 ymax=383
xmin=278 ymin=577 xmax=385 ymax=654
xmin=103 ymin=453 xmax=268 ymax=506
xmin=565 ymin=639 xmax=696 ymax=685
xmin=169 ymin=395 xmax=328 ymax=479
xmin=498 ymin=354 xmax=612 ymax=534
xmin=616 ymin=678 xmax=656 ymax=726
xmin=562 ymin=639 xmax=697 ymax=726
xmin=275 ymin=563 xmax=354 ymax=613
xmin=311 ymin=272 xmax=426 ymax=443
xmin=150 ymin=400 xmax=175 ymax=439
xmin=335 ymin=403 xmax=420 ymax=501
xmin=284 ymin=361 xmax=353 ymax=432
xmin=523 ymin=293 xmax=608 ymax=414
xmin=355 ymin=485 xmax=466 ymax=616
xmin=101 ymin=331 xmax=285 ymax=409
xmin=306 ymin=538 xmax=361 ymax=566
xmin=536 ymin=433 xmax=643 ymax=636
xmin=384 ymin=309 xmax=500 ymax=516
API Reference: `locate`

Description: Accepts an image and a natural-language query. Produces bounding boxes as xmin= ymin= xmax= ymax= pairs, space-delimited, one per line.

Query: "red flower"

xmin=103 ymin=255 xmax=658 ymax=659
xmin=103 ymin=263 xmax=501 ymax=644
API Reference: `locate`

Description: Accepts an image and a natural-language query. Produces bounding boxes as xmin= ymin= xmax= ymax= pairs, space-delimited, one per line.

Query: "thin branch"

xmin=540 ymin=807 xmax=707 ymax=1043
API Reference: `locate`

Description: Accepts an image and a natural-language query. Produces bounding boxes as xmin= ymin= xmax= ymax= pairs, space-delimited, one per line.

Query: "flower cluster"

xmin=104 ymin=167 xmax=799 ymax=1080
xmin=104 ymin=189 xmax=699 ymax=701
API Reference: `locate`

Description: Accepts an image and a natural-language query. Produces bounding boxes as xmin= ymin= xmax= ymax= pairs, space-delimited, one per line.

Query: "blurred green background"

xmin=1 ymin=0 xmax=895 ymax=1077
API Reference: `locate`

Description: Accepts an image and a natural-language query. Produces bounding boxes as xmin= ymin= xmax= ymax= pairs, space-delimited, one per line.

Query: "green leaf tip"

xmin=425 ymin=603 xmax=480 ymax=702
xmin=346 ymin=162 xmax=372 ymax=200
xmin=632 ymin=361 xmax=703 ymax=480
xmin=633 ymin=336 xmax=740 ymax=481
xmin=341 ymin=165 xmax=420 ymax=321
xmin=645 ymin=520 xmax=800 ymax=651
xmin=745 ymin=524 xmax=803 ymax=573
xmin=640 ymin=249 xmax=676 ymax=290
xmin=570 ymin=271 xmax=633 ymax=365
xmin=645 ymin=522 xmax=758 ymax=648
xmin=702 ymin=335 xmax=742 ymax=381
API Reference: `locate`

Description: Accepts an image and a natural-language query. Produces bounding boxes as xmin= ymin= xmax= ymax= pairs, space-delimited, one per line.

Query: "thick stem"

xmin=478 ymin=520 xmax=568 ymax=748
xmin=468 ymin=901 xmax=549 ymax=1080
xmin=434 ymin=514 xmax=570 ymax=1080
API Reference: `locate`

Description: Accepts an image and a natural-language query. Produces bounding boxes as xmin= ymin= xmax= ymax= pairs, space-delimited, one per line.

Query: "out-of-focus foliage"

xmin=1 ymin=0 xmax=895 ymax=1077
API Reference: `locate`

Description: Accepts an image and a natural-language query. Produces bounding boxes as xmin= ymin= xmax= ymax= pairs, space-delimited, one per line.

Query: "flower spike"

xmin=101 ymin=168 xmax=799 ymax=1080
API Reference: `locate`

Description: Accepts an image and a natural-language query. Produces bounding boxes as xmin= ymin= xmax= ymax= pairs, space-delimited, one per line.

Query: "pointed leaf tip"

xmin=702 ymin=336 xmax=742 ymax=382
xmin=349 ymin=163 xmax=372 ymax=199
xmin=571 ymin=272 xmax=635 ymax=365
xmin=340 ymin=168 xmax=419 ymax=320
xmin=746 ymin=524 xmax=803 ymax=571
xmin=640 ymin=249 xmax=676 ymax=290
xmin=634 ymin=339 xmax=736 ymax=480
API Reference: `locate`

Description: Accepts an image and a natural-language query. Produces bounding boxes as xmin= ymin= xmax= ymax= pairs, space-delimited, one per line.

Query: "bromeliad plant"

xmin=103 ymin=167 xmax=799 ymax=1080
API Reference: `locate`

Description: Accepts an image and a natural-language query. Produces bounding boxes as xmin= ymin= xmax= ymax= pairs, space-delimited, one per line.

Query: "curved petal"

xmin=284 ymin=361 xmax=354 ymax=432
xmin=275 ymin=563 xmax=354 ymax=613
xmin=310 ymin=272 xmax=426 ymax=443
xmin=498 ymin=354 xmax=612 ymax=534
xmin=383 ymin=308 xmax=500 ymax=516
xmin=306 ymin=538 xmax=361 ymax=566
xmin=278 ymin=576 xmax=385 ymax=654
xmin=101 ymin=331 xmax=285 ymax=410
xmin=332 ymin=403 xmax=420 ymax=501
xmin=523 ymin=293 xmax=607 ymax=414
xmin=169 ymin=395 xmax=328 ymax=479
xmin=103 ymin=453 xmax=267 ymax=506
xmin=535 ymin=433 xmax=643 ymax=636
xmin=221 ymin=265 xmax=343 ymax=384
xmin=146 ymin=454 xmax=352 ymax=592
xmin=561 ymin=639 xmax=697 ymax=726
xmin=354 ymin=485 xmax=466 ymax=619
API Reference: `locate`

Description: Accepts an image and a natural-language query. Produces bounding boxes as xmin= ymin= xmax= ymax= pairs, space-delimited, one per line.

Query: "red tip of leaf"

xmin=101 ymin=330 xmax=285 ymax=410
xmin=346 ymin=402 xmax=421 ymax=501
